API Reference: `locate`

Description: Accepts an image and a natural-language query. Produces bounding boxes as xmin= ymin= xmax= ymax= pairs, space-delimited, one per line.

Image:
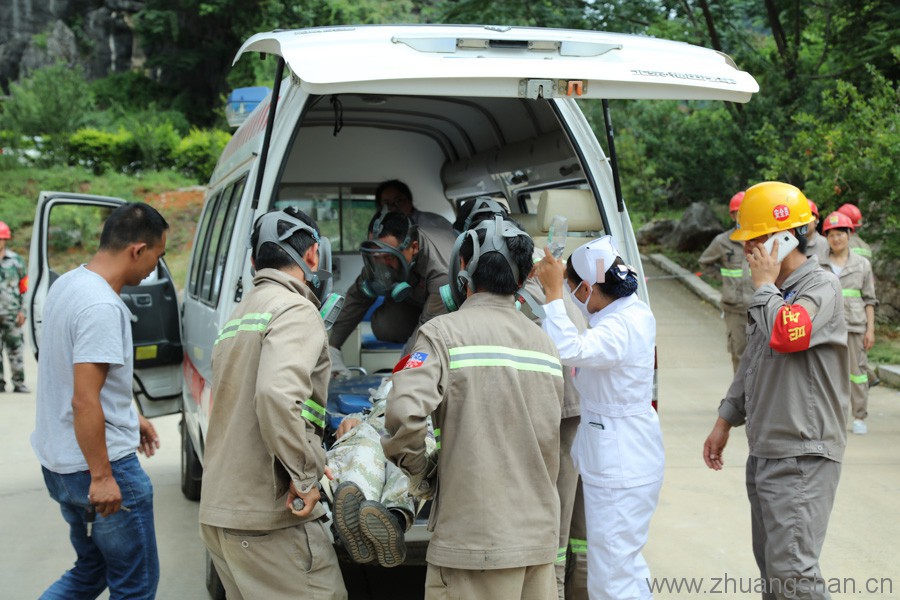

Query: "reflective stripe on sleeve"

xmin=720 ymin=268 xmax=744 ymax=278
xmin=448 ymin=345 xmax=562 ymax=376
xmin=215 ymin=312 xmax=273 ymax=344
xmin=556 ymin=547 xmax=567 ymax=563
xmin=570 ymin=538 xmax=588 ymax=554
xmin=301 ymin=398 xmax=326 ymax=429
xmin=851 ymin=247 xmax=872 ymax=258
xmin=850 ymin=373 xmax=868 ymax=385
xmin=842 ymin=289 xmax=862 ymax=297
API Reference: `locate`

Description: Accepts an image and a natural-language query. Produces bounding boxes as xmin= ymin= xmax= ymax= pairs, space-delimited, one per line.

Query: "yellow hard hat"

xmin=730 ymin=182 xmax=814 ymax=242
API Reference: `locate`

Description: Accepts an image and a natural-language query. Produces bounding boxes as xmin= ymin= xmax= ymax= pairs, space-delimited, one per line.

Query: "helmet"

xmin=730 ymin=182 xmax=814 ymax=242
xmin=0 ymin=221 xmax=10 ymax=239
xmin=253 ymin=210 xmax=333 ymax=300
xmin=807 ymin=199 xmax=819 ymax=218
xmin=822 ymin=211 xmax=855 ymax=233
xmin=728 ymin=191 xmax=745 ymax=213
xmin=836 ymin=203 xmax=863 ymax=228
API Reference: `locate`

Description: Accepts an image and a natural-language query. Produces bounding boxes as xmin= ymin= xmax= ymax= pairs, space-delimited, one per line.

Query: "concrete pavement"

xmin=0 ymin=260 xmax=897 ymax=599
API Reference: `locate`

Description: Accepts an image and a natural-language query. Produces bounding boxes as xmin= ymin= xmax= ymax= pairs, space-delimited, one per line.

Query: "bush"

xmin=129 ymin=120 xmax=181 ymax=171
xmin=68 ymin=128 xmax=139 ymax=174
xmin=90 ymin=72 xmax=171 ymax=113
xmin=175 ymin=128 xmax=232 ymax=182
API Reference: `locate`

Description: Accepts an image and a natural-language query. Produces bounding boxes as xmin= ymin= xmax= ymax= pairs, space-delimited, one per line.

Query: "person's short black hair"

xmin=375 ymin=180 xmax=413 ymax=203
xmin=251 ymin=207 xmax=319 ymax=270
xmin=368 ymin=210 xmax=417 ymax=244
xmin=460 ymin=218 xmax=533 ymax=294
xmin=99 ymin=202 xmax=169 ymax=251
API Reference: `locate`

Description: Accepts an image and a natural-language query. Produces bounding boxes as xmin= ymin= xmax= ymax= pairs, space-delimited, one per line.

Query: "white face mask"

xmin=568 ymin=281 xmax=593 ymax=320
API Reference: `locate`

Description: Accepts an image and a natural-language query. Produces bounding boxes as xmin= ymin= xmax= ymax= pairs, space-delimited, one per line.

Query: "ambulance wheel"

xmin=181 ymin=418 xmax=203 ymax=501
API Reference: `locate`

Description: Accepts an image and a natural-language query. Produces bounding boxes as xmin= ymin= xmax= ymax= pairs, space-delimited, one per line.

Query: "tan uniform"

xmin=805 ymin=231 xmax=829 ymax=263
xmin=848 ymin=233 xmax=873 ymax=260
xmin=820 ymin=252 xmax=877 ymax=419
xmin=718 ymin=257 xmax=849 ymax=600
xmin=383 ymin=293 xmax=564 ymax=600
xmin=199 ymin=268 xmax=345 ymax=600
xmin=329 ymin=225 xmax=455 ymax=349
xmin=698 ymin=228 xmax=754 ymax=371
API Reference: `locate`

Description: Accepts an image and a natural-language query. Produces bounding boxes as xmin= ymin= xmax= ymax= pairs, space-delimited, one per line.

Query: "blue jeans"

xmin=40 ymin=453 xmax=159 ymax=599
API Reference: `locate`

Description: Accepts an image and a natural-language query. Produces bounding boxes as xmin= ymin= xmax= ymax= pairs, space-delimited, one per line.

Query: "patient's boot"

xmin=359 ymin=500 xmax=407 ymax=568
xmin=333 ymin=481 xmax=375 ymax=564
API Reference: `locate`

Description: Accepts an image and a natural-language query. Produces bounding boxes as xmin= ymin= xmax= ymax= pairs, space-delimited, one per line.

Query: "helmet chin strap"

xmin=255 ymin=211 xmax=324 ymax=290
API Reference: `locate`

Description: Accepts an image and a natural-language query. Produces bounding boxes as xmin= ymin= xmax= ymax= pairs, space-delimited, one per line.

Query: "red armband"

xmin=770 ymin=304 xmax=812 ymax=353
xmin=19 ymin=276 xmax=28 ymax=295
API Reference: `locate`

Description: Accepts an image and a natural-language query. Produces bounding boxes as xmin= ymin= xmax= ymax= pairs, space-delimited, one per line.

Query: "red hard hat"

xmin=728 ymin=191 xmax=745 ymax=213
xmin=822 ymin=211 xmax=855 ymax=233
xmin=0 ymin=221 xmax=10 ymax=240
xmin=836 ymin=203 xmax=862 ymax=228
xmin=807 ymin=199 xmax=819 ymax=218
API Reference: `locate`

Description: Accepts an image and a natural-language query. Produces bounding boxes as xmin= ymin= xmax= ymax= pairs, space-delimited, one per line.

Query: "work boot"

xmin=13 ymin=383 xmax=30 ymax=393
xmin=333 ymin=481 xmax=375 ymax=564
xmin=359 ymin=500 xmax=407 ymax=568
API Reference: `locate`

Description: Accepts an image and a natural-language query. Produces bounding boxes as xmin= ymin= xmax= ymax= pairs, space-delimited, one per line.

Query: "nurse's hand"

xmin=534 ymin=248 xmax=566 ymax=302
xmin=703 ymin=417 xmax=732 ymax=471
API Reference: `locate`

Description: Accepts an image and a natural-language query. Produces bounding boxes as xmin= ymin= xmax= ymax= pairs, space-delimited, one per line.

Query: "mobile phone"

xmin=762 ymin=231 xmax=799 ymax=262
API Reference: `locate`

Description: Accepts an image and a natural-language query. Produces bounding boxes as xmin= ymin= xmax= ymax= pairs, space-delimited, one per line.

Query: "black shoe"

xmin=0 ymin=383 xmax=5 ymax=392
xmin=869 ymin=376 xmax=881 ymax=388
xmin=13 ymin=384 xmax=29 ymax=393
xmin=359 ymin=500 xmax=407 ymax=568
xmin=333 ymin=482 xmax=375 ymax=564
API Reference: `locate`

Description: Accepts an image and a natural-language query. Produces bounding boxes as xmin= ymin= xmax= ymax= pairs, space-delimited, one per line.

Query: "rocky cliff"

xmin=0 ymin=0 xmax=144 ymax=92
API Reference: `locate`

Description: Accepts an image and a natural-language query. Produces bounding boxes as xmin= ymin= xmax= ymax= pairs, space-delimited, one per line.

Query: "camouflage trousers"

xmin=327 ymin=420 xmax=416 ymax=520
xmin=0 ymin=315 xmax=25 ymax=387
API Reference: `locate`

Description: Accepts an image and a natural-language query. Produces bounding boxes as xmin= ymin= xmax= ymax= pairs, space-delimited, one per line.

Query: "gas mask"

xmin=439 ymin=215 xmax=543 ymax=315
xmin=359 ymin=212 xmax=416 ymax=302
xmin=254 ymin=211 xmax=342 ymax=326
xmin=453 ymin=196 xmax=510 ymax=234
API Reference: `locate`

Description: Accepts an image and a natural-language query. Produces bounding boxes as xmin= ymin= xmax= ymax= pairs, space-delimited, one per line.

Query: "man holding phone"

xmin=703 ymin=182 xmax=849 ymax=600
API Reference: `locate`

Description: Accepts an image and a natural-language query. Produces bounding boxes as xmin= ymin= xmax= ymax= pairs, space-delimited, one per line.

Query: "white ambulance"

xmin=28 ymin=24 xmax=757 ymax=596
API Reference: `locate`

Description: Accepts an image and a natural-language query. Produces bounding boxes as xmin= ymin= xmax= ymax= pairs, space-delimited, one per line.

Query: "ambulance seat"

xmin=532 ymin=189 xmax=604 ymax=260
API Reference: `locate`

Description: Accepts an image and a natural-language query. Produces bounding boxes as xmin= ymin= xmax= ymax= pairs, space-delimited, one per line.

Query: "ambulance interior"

xmin=273 ymin=92 xmax=607 ymax=373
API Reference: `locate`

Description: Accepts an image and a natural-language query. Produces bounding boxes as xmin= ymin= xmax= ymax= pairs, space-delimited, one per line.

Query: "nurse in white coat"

xmin=534 ymin=236 xmax=664 ymax=600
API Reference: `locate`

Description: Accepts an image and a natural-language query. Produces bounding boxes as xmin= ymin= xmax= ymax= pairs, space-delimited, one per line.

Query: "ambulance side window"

xmin=188 ymin=191 xmax=220 ymax=298
xmin=198 ymin=179 xmax=241 ymax=306
xmin=210 ymin=177 xmax=246 ymax=302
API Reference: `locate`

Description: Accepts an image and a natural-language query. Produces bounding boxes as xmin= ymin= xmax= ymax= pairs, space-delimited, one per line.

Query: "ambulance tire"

xmin=181 ymin=418 xmax=203 ymax=501
xmin=206 ymin=550 xmax=227 ymax=600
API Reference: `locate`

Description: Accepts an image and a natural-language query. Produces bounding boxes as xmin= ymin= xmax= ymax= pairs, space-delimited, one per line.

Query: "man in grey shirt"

xmin=32 ymin=202 xmax=168 ymax=599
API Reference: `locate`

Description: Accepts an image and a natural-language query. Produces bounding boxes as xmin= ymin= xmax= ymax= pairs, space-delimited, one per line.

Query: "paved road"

xmin=1 ymin=261 xmax=897 ymax=599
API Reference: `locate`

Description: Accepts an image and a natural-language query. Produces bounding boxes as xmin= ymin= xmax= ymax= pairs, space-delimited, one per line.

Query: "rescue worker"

xmin=835 ymin=202 xmax=879 ymax=387
xmin=535 ymin=235 xmax=664 ymax=600
xmin=383 ymin=214 xmax=565 ymax=600
xmin=199 ymin=207 xmax=346 ymax=600
xmin=835 ymin=203 xmax=873 ymax=260
xmin=328 ymin=211 xmax=455 ymax=378
xmin=0 ymin=221 xmax=29 ymax=393
xmin=820 ymin=211 xmax=877 ymax=435
xmin=375 ymin=179 xmax=453 ymax=230
xmin=456 ymin=196 xmax=588 ymax=599
xmin=703 ymin=182 xmax=849 ymax=600
xmin=698 ymin=192 xmax=755 ymax=372
xmin=804 ymin=200 xmax=829 ymax=262
xmin=328 ymin=375 xmax=436 ymax=568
